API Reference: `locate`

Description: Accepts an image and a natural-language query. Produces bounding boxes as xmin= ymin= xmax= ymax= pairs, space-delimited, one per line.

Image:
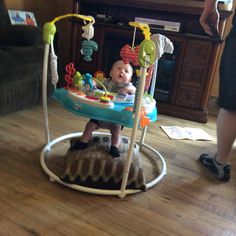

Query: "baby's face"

xmin=110 ymin=61 xmax=133 ymax=84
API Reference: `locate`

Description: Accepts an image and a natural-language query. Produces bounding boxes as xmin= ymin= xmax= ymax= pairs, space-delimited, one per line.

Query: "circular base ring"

xmin=40 ymin=132 xmax=167 ymax=197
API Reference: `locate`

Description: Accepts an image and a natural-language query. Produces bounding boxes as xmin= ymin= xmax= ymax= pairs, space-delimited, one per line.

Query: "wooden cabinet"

xmin=174 ymin=39 xmax=214 ymax=108
xmin=70 ymin=0 xmax=232 ymax=123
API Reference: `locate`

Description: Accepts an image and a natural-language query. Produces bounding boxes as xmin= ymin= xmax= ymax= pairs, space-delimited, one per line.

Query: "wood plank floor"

xmin=0 ymin=102 xmax=235 ymax=236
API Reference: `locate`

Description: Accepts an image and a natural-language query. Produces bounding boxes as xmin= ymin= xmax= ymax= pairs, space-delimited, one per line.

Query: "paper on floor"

xmin=160 ymin=126 xmax=213 ymax=141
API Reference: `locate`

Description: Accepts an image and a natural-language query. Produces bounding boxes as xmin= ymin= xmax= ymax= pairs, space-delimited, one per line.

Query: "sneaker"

xmin=109 ymin=146 xmax=120 ymax=158
xmin=69 ymin=140 xmax=88 ymax=151
xmin=199 ymin=153 xmax=231 ymax=181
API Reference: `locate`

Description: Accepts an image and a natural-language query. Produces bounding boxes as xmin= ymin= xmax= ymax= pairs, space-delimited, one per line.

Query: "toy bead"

xmin=100 ymin=96 xmax=111 ymax=103
xmin=81 ymin=40 xmax=98 ymax=62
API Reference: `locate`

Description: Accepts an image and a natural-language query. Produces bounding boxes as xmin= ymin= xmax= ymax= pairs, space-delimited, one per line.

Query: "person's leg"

xmin=70 ymin=120 xmax=98 ymax=151
xmin=80 ymin=121 xmax=98 ymax=143
xmin=199 ymin=27 xmax=236 ymax=181
xmin=109 ymin=124 xmax=121 ymax=157
xmin=216 ymin=108 xmax=236 ymax=163
xmin=199 ymin=108 xmax=236 ymax=181
xmin=110 ymin=124 xmax=121 ymax=147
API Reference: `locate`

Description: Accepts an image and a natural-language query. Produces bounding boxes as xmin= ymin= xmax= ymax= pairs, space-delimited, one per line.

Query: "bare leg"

xmin=108 ymin=124 xmax=121 ymax=157
xmin=110 ymin=124 xmax=121 ymax=147
xmin=216 ymin=108 xmax=236 ymax=164
xmin=198 ymin=108 xmax=235 ymax=181
xmin=80 ymin=121 xmax=98 ymax=143
xmin=69 ymin=121 xmax=99 ymax=151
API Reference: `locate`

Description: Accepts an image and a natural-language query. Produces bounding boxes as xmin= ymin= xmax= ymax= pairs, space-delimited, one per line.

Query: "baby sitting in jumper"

xmin=70 ymin=60 xmax=136 ymax=157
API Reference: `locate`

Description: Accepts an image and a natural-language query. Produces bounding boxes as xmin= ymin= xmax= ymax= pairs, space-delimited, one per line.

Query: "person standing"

xmin=199 ymin=0 xmax=236 ymax=181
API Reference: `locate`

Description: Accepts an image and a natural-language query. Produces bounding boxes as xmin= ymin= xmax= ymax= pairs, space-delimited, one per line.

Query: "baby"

xmin=70 ymin=60 xmax=135 ymax=157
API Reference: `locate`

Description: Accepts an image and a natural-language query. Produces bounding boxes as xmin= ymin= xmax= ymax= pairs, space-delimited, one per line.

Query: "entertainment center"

xmin=70 ymin=0 xmax=232 ymax=123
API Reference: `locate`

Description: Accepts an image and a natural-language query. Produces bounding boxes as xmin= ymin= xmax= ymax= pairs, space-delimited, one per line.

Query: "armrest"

xmin=0 ymin=25 xmax=43 ymax=46
xmin=0 ymin=44 xmax=44 ymax=81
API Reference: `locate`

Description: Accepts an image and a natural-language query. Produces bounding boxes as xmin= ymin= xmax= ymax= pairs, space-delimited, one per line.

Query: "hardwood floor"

xmin=0 ymin=102 xmax=235 ymax=236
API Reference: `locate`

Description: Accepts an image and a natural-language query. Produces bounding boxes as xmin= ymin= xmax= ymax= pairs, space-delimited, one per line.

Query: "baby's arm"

xmin=123 ymin=84 xmax=136 ymax=95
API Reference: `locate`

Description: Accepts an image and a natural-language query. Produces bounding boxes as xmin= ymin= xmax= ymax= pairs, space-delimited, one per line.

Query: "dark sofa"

xmin=0 ymin=0 xmax=44 ymax=115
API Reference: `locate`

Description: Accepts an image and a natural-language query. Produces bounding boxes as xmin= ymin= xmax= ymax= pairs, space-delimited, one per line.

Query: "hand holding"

xmin=200 ymin=5 xmax=219 ymax=36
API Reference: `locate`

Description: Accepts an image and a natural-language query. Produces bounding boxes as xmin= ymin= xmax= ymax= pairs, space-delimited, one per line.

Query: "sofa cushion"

xmin=0 ymin=74 xmax=40 ymax=115
xmin=0 ymin=25 xmax=42 ymax=46
xmin=0 ymin=44 xmax=43 ymax=82
xmin=0 ymin=0 xmax=8 ymax=26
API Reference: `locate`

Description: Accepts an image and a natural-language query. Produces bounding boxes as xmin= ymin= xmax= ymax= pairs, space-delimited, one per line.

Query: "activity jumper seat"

xmin=40 ymin=13 xmax=173 ymax=197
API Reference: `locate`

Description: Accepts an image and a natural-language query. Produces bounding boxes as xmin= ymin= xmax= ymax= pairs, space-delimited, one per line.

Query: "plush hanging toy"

xmin=81 ymin=40 xmax=98 ymax=62
xmin=81 ymin=16 xmax=98 ymax=62
xmin=120 ymin=44 xmax=140 ymax=66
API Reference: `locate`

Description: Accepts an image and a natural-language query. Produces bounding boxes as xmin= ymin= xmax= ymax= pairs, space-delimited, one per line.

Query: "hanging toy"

xmin=138 ymin=40 xmax=156 ymax=67
xmin=50 ymin=39 xmax=59 ymax=88
xmin=81 ymin=16 xmax=98 ymax=62
xmin=150 ymin=34 xmax=174 ymax=60
xmin=120 ymin=26 xmax=139 ymax=66
xmin=144 ymin=65 xmax=154 ymax=93
xmin=64 ymin=63 xmax=76 ymax=89
xmin=73 ymin=71 xmax=84 ymax=91
xmin=81 ymin=40 xmax=98 ymax=62
xmin=83 ymin=73 xmax=94 ymax=93
xmin=120 ymin=44 xmax=140 ymax=66
xmin=82 ymin=17 xmax=94 ymax=40
xmin=94 ymin=71 xmax=105 ymax=85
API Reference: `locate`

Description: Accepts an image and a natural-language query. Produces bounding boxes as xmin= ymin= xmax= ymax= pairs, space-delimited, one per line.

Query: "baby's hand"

xmin=123 ymin=86 xmax=136 ymax=95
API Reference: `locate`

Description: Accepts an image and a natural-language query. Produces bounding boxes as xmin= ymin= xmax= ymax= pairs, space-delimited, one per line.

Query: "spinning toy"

xmin=81 ymin=16 xmax=98 ymax=61
xmin=41 ymin=13 xmax=174 ymax=197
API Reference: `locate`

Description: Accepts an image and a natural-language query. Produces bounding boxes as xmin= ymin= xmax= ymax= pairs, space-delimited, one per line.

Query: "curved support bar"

xmin=43 ymin=14 xmax=94 ymax=44
xmin=129 ymin=21 xmax=151 ymax=40
xmin=51 ymin=13 xmax=94 ymax=24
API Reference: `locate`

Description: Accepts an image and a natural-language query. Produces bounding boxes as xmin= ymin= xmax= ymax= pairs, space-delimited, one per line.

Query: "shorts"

xmin=90 ymin=119 xmax=124 ymax=130
xmin=218 ymin=26 xmax=236 ymax=111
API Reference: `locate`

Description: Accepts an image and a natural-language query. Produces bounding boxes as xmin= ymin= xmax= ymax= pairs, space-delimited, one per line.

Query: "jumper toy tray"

xmin=52 ymin=88 xmax=157 ymax=128
xmin=40 ymin=14 xmax=174 ymax=197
